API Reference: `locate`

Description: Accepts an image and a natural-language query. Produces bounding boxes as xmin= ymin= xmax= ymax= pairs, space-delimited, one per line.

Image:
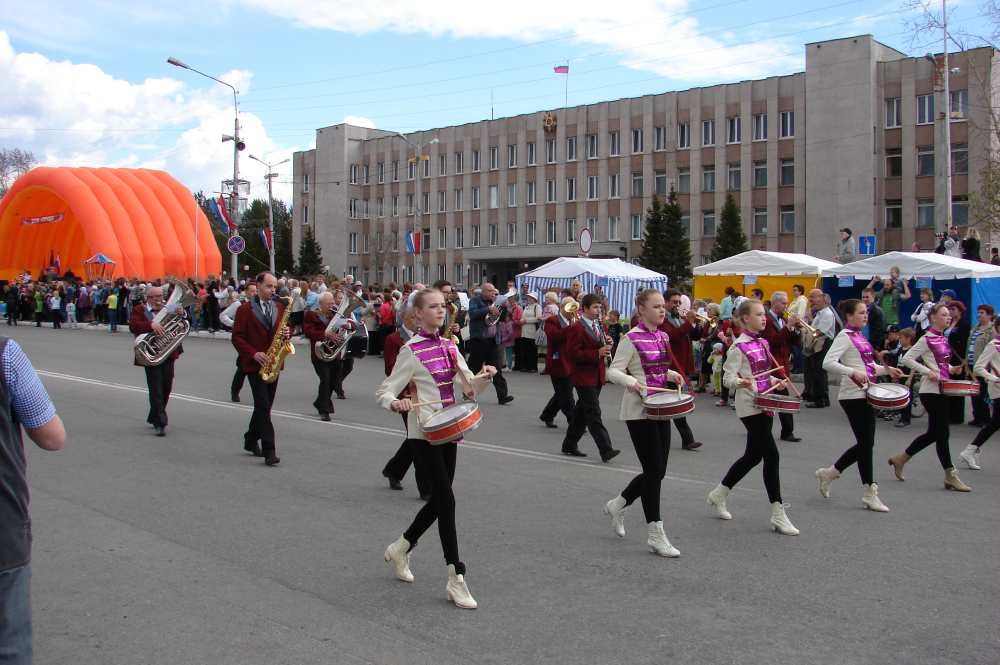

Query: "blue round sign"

xmin=227 ymin=234 xmax=246 ymax=254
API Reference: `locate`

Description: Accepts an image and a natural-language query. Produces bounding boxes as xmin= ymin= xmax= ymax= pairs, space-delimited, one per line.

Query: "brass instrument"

xmin=259 ymin=297 xmax=295 ymax=383
xmin=562 ymin=299 xmax=580 ymax=316
xmin=315 ymin=290 xmax=365 ymax=361
xmin=133 ymin=280 xmax=195 ymax=366
xmin=784 ymin=311 xmax=819 ymax=335
xmin=484 ymin=296 xmax=504 ymax=327
xmin=692 ymin=311 xmax=720 ymax=332
xmin=444 ymin=301 xmax=461 ymax=344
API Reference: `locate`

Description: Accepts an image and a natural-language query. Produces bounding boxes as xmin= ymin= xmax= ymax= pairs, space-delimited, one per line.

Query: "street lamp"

xmin=168 ymin=56 xmax=242 ymax=279
xmin=249 ymin=154 xmax=290 ymax=273
xmin=924 ymin=1 xmax=953 ymax=234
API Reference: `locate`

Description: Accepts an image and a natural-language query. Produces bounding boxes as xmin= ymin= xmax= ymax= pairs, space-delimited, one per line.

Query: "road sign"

xmin=858 ymin=235 xmax=877 ymax=256
xmin=227 ymin=234 xmax=246 ymax=254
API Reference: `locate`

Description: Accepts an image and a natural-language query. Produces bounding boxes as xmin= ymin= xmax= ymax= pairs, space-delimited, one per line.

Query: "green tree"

xmin=659 ymin=190 xmax=692 ymax=285
xmin=710 ymin=193 xmax=748 ymax=262
xmin=639 ymin=195 xmax=669 ymax=275
xmin=296 ymin=225 xmax=324 ymax=276
xmin=271 ymin=200 xmax=294 ymax=275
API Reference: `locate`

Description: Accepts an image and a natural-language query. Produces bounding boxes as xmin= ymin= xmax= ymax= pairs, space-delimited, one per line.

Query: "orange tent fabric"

xmin=0 ymin=166 xmax=221 ymax=280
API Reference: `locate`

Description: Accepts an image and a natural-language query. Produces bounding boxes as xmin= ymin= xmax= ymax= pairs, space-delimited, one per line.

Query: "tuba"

xmin=315 ymin=290 xmax=366 ymax=361
xmin=134 ymin=280 xmax=195 ymax=366
xmin=259 ymin=297 xmax=295 ymax=383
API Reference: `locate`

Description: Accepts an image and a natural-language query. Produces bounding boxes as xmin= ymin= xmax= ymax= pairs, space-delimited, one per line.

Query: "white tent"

xmin=516 ymin=257 xmax=667 ymax=317
xmin=822 ymin=251 xmax=1000 ymax=279
xmin=694 ymin=251 xmax=840 ymax=276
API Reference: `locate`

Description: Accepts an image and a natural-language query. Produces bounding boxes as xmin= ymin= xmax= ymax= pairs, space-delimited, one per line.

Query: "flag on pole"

xmin=206 ymin=199 xmax=229 ymax=234
xmin=217 ymin=195 xmax=237 ymax=234
xmin=54 ymin=253 xmax=61 ymax=274
xmin=404 ymin=231 xmax=421 ymax=255
xmin=259 ymin=226 xmax=273 ymax=254
xmin=553 ymin=65 xmax=569 ymax=74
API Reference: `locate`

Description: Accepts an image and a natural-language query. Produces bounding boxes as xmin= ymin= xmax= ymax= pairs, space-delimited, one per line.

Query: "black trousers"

xmin=467 ymin=338 xmax=508 ymax=401
xmin=970 ymin=398 xmax=1000 ymax=449
xmin=562 ymin=385 xmax=613 ymax=455
xmin=836 ymin=398 xmax=876 ymax=484
xmin=772 ymin=388 xmax=796 ymax=437
xmin=948 ymin=394 xmax=965 ymax=425
xmin=620 ymin=420 xmax=670 ymax=522
xmin=721 ymin=413 xmax=782 ymax=503
xmin=402 ymin=440 xmax=464 ymax=574
xmin=513 ymin=338 xmax=537 ymax=371
xmin=804 ymin=340 xmax=832 ymax=404
xmin=230 ymin=358 xmax=245 ymax=398
xmin=144 ymin=360 xmax=174 ymax=429
xmin=971 ymin=379 xmax=990 ymax=423
xmin=5 ymin=308 xmax=16 ymax=326
xmin=246 ymin=374 xmax=279 ymax=454
xmin=539 ymin=375 xmax=575 ymax=423
xmin=311 ymin=359 xmax=336 ymax=416
xmin=906 ymin=393 xmax=954 ymax=469
xmin=673 ymin=417 xmax=696 ymax=448
xmin=332 ymin=357 xmax=354 ymax=396
xmin=382 ymin=414 xmax=432 ymax=496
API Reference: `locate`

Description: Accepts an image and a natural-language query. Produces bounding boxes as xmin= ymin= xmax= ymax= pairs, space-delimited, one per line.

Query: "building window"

xmin=677 ymin=168 xmax=690 ymax=193
xmin=438 ymin=227 xmax=446 ymax=249
xmin=422 ymin=192 xmax=429 ymax=214
xmin=566 ymin=177 xmax=576 ymax=201
xmin=488 ymin=184 xmax=499 ymax=209
xmin=917 ymin=94 xmax=934 ymax=125
xmin=753 ymin=161 xmax=767 ymax=188
xmin=952 ymin=143 xmax=969 ymax=174
xmin=392 ymin=160 xmax=399 ymax=181
xmin=472 ymin=224 xmax=481 ymax=247
xmin=780 ymin=159 xmax=794 ymax=186
xmin=702 ymin=166 xmax=716 ymax=192
xmin=587 ymin=216 xmax=598 ymax=240
xmin=631 ymin=128 xmax=643 ymax=153
xmin=752 ymin=208 xmax=767 ymax=235
xmin=917 ymin=146 xmax=934 ymax=177
xmin=303 ymin=204 xmax=308 ymax=224
xmin=349 ymin=164 xmax=358 ymax=184
xmin=546 ymin=220 xmax=557 ymax=243
xmin=703 ymin=210 xmax=716 ymax=237
xmin=377 ymin=162 xmax=384 ymax=183
xmin=609 ymin=173 xmax=620 ymax=198
xmin=631 ymin=172 xmax=643 ymax=197
xmin=437 ymin=264 xmax=446 ymax=282
xmin=455 ymin=152 xmax=463 ymax=173
xmin=727 ymin=116 xmax=741 ymax=144
xmin=886 ymin=149 xmax=902 ymax=177
xmin=654 ymin=126 xmax=665 ymax=151
xmin=363 ymin=165 xmax=370 ymax=184
xmin=377 ymin=197 xmax=384 ymax=217
xmin=363 ymin=233 xmax=370 ymax=254
xmin=780 ymin=206 xmax=795 ymax=233
xmin=438 ymin=191 xmax=446 ymax=212
xmin=608 ymin=215 xmax=620 ymax=240
xmin=349 ymin=232 xmax=358 ymax=254
xmin=885 ymin=97 xmax=902 ymax=128
xmin=527 ymin=221 xmax=537 ymax=245
xmin=702 ymin=119 xmax=715 ymax=146
xmin=546 ymin=179 xmax=557 ymax=203
xmin=885 ymin=200 xmax=902 ymax=228
xmin=455 ymin=226 xmax=464 ymax=248
xmin=953 ymin=196 xmax=969 ymax=226
xmin=472 ymin=149 xmax=481 ymax=171
xmin=566 ymin=218 xmax=576 ymax=243
xmin=303 ymin=173 xmax=309 ymax=191
xmin=392 ymin=196 xmax=398 ymax=216
xmin=489 ymin=146 xmax=499 ymax=170
xmin=546 ymin=139 xmax=557 ymax=163
xmin=527 ymin=181 xmax=536 ymax=205
xmin=779 ymin=110 xmax=794 ymax=138
xmin=407 ymin=160 xmax=415 ymax=180
xmin=654 ymin=170 xmax=667 ymax=196
xmin=508 ymin=144 xmax=517 ymax=168
xmin=587 ymin=175 xmax=599 ymax=200
xmin=454 ymin=264 xmax=462 ymax=285
xmin=423 ymin=159 xmax=430 ymax=178
xmin=609 ymin=131 xmax=621 ymax=156
xmin=439 ymin=154 xmax=447 ymax=176
xmin=348 ymin=198 xmax=358 ymax=218
xmin=406 ymin=193 xmax=414 ymax=215
xmin=631 ymin=214 xmax=643 ymax=240
xmin=472 ymin=186 xmax=480 ymax=209
xmin=752 ymin=113 xmax=767 ymax=141
xmin=680 ymin=214 xmax=689 ymax=237
xmin=455 ymin=188 xmax=463 ymax=211
xmin=507 ymin=222 xmax=517 ymax=245
xmin=527 ymin=142 xmax=536 ymax=165
xmin=587 ymin=133 xmax=598 ymax=158
xmin=917 ymin=199 xmax=935 ymax=228
xmin=566 ymin=136 xmax=577 ymax=161
xmin=508 ymin=183 xmax=517 ymax=207
xmin=728 ymin=163 xmax=741 ymax=191
xmin=488 ymin=223 xmax=498 ymax=246
xmin=678 ymin=123 xmax=690 ymax=149
xmin=950 ymin=89 xmax=969 ymax=119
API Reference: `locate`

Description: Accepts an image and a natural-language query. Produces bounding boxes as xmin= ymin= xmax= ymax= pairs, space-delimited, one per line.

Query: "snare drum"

xmin=422 ymin=403 xmax=482 ymax=445
xmin=940 ymin=380 xmax=980 ymax=397
xmin=642 ymin=392 xmax=695 ymax=420
xmin=753 ymin=393 xmax=801 ymax=413
xmin=866 ymin=383 xmax=910 ymax=410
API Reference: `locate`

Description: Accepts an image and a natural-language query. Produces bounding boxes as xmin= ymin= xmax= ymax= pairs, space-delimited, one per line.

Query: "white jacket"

xmin=723 ymin=333 xmax=782 ymax=418
xmin=822 ymin=329 xmax=891 ymax=401
xmin=607 ymin=333 xmax=683 ymax=421
xmin=901 ymin=332 xmax=951 ymax=394
xmin=973 ymin=337 xmax=1000 ymax=399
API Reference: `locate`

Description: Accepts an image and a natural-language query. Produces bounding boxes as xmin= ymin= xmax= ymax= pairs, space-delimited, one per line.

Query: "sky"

xmin=0 ymin=0 xmax=991 ymax=204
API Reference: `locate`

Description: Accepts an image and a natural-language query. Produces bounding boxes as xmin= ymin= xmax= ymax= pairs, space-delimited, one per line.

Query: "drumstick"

xmin=765 ymin=349 xmax=803 ymax=398
xmin=407 ymin=398 xmax=454 ymax=408
xmin=636 ymin=385 xmax=677 ymax=393
xmin=758 ymin=381 xmax=786 ymax=397
xmin=751 ymin=366 xmax=785 ymax=379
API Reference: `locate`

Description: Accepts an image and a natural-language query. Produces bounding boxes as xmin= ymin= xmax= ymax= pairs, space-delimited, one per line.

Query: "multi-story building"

xmin=293 ymin=35 xmax=999 ymax=287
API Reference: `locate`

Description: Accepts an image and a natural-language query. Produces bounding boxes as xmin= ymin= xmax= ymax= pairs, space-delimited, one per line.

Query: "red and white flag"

xmin=217 ymin=195 xmax=238 ymax=234
xmin=259 ymin=226 xmax=273 ymax=254
xmin=553 ymin=65 xmax=569 ymax=74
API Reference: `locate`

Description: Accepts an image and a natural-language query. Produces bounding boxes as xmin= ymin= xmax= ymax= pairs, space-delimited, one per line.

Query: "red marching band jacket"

xmin=544 ymin=315 xmax=572 ymax=378
xmin=761 ymin=311 xmax=798 ymax=374
xmin=231 ymin=298 xmax=286 ymax=374
xmin=129 ymin=302 xmax=183 ymax=365
xmin=302 ymin=309 xmax=332 ymax=362
xmin=563 ymin=319 xmax=607 ymax=388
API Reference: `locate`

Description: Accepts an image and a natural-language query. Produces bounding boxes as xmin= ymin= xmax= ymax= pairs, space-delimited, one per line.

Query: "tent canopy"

xmin=516 ymin=257 xmax=667 ymax=318
xmin=518 ymin=257 xmax=666 ymax=281
xmin=822 ymin=251 xmax=1000 ymax=280
xmin=694 ymin=251 xmax=840 ymax=276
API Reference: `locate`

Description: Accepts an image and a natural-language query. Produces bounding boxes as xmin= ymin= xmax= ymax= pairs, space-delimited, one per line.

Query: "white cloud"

xmin=343 ymin=115 xmax=376 ymax=128
xmin=239 ymin=0 xmax=801 ymax=82
xmin=0 ymin=31 xmax=298 ymax=203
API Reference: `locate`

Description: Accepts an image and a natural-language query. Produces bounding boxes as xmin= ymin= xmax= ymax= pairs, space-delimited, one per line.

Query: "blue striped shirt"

xmin=2 ymin=339 xmax=56 ymax=429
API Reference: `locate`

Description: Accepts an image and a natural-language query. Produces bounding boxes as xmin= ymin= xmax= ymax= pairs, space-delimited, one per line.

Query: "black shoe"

xmin=968 ymin=420 xmax=986 ymax=427
xmin=244 ymin=440 xmax=262 ymax=457
xmin=780 ymin=434 xmax=802 ymax=442
xmin=231 ymin=393 xmax=240 ymax=403
xmin=419 ymin=493 xmax=431 ymax=501
xmin=562 ymin=448 xmax=587 ymax=457
xmin=601 ymin=449 xmax=621 ymax=463
xmin=540 ymin=416 xmax=557 ymax=429
xmin=336 ymin=392 xmax=346 ymax=400
xmin=682 ymin=441 xmax=703 ymax=450
xmin=499 ymin=396 xmax=515 ymax=405
xmin=264 ymin=455 xmax=280 ymax=466
xmin=154 ymin=426 xmax=165 ymax=437
xmin=320 ymin=413 xmax=331 ymax=422
xmin=806 ymin=401 xmax=827 ymax=409
xmin=387 ymin=477 xmax=404 ymax=490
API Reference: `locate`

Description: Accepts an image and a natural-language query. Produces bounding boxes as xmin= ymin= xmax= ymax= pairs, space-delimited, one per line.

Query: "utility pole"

xmin=933 ymin=0 xmax=953 ymax=234
xmin=249 ymin=155 xmax=289 ymax=274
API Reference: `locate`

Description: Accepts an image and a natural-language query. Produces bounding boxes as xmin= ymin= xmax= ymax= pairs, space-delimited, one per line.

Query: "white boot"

xmin=814 ymin=466 xmax=840 ymax=499
xmin=862 ymin=484 xmax=889 ymax=512
xmin=383 ymin=535 xmax=414 ymax=582
xmin=446 ymin=564 xmax=477 ymax=609
xmin=959 ymin=444 xmax=982 ymax=470
xmin=603 ymin=495 xmax=627 ymax=538
xmin=646 ymin=522 xmax=680 ymax=557
xmin=707 ymin=484 xmax=733 ymax=520
xmin=769 ymin=502 xmax=800 ymax=536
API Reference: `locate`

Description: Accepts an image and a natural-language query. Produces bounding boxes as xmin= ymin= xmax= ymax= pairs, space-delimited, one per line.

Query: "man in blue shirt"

xmin=1 ymin=337 xmax=66 ymax=665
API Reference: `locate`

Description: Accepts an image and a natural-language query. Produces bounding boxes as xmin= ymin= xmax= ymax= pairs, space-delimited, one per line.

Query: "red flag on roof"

xmin=553 ymin=65 xmax=569 ymax=74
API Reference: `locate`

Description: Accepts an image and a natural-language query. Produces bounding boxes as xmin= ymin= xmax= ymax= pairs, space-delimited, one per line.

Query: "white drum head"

xmin=423 ymin=402 xmax=478 ymax=430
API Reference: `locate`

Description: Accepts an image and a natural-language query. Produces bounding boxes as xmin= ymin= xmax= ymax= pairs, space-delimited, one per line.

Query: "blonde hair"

xmin=735 ymin=298 xmax=763 ymax=321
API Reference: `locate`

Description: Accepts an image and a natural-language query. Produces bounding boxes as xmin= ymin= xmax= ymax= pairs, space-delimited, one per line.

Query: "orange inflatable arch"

xmin=0 ymin=166 xmax=222 ymax=281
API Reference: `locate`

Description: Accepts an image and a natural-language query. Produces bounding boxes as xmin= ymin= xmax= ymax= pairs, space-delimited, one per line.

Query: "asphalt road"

xmin=6 ymin=323 xmax=998 ymax=665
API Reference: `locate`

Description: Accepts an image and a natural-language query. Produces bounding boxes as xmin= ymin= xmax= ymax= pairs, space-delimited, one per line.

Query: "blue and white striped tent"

xmin=515 ymin=257 xmax=668 ymax=318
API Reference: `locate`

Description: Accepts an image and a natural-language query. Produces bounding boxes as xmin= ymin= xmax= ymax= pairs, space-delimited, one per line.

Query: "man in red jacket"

xmin=129 ymin=284 xmax=184 ymax=437
xmin=538 ymin=296 xmax=577 ymax=428
xmin=762 ymin=290 xmax=802 ymax=442
xmin=302 ymin=292 xmax=344 ymax=421
xmin=660 ymin=289 xmax=704 ymax=450
xmin=560 ymin=294 xmax=620 ymax=462
xmin=232 ymin=272 xmax=288 ymax=466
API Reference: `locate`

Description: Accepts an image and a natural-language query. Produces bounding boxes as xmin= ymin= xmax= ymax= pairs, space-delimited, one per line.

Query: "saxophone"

xmin=259 ymin=297 xmax=295 ymax=383
xmin=134 ymin=280 xmax=194 ymax=366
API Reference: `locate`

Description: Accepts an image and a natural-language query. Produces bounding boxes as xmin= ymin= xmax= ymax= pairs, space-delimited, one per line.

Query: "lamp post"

xmin=168 ymin=56 xmax=242 ymax=279
xmin=395 ymin=133 xmax=439 ymax=282
xmin=249 ymin=154 xmax=289 ymax=274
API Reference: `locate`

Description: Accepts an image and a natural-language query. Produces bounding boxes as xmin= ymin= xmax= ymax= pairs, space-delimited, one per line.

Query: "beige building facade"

xmin=293 ymin=35 xmax=999 ymax=287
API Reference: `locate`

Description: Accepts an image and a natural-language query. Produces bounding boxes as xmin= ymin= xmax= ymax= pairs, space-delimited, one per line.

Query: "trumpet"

xmin=784 ymin=312 xmax=818 ymax=335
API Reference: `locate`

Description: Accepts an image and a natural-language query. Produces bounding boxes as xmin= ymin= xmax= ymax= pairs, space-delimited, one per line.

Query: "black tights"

xmin=835 ymin=399 xmax=875 ymax=485
xmin=970 ymin=398 xmax=1000 ymax=449
xmin=721 ymin=413 xmax=782 ymax=503
xmin=620 ymin=420 xmax=670 ymax=522
xmin=906 ymin=393 xmax=954 ymax=469
xmin=403 ymin=440 xmax=464 ymax=575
